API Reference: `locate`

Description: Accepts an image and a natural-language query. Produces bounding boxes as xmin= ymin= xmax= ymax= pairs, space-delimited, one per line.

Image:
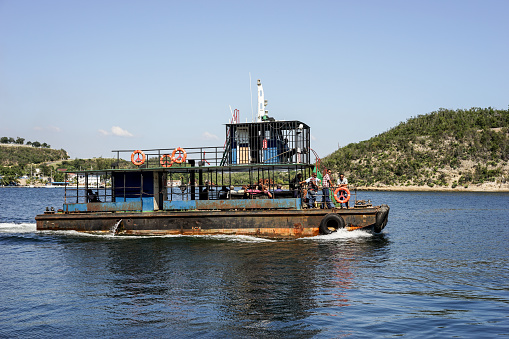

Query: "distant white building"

xmin=168 ymin=180 xmax=182 ymax=187
xmin=78 ymin=174 xmax=102 ymax=186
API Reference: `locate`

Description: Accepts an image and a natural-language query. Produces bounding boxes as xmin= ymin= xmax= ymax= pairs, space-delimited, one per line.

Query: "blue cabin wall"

xmin=113 ymin=172 xmax=154 ymax=200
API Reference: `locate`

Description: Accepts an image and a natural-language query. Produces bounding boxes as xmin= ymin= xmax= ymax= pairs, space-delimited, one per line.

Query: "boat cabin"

xmin=61 ymin=119 xmax=322 ymax=214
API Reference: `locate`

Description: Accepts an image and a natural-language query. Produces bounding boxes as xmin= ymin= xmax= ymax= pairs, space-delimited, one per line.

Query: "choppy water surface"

xmin=0 ymin=187 xmax=508 ymax=338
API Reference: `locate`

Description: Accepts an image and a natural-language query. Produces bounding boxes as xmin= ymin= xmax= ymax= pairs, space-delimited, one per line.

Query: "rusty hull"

xmin=36 ymin=207 xmax=382 ymax=239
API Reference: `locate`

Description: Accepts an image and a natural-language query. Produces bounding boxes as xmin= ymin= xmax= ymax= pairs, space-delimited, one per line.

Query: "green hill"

xmin=0 ymin=144 xmax=69 ymax=166
xmin=322 ymin=107 xmax=509 ymax=189
xmin=0 ymin=151 xmax=134 ymax=184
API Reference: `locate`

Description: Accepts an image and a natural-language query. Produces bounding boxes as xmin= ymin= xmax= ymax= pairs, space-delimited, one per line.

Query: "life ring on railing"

xmin=334 ymin=187 xmax=350 ymax=203
xmin=131 ymin=150 xmax=146 ymax=166
xmin=160 ymin=154 xmax=173 ymax=168
xmin=171 ymin=147 xmax=187 ymax=164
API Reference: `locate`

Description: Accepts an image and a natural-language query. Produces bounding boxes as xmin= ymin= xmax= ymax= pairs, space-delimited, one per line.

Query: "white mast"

xmin=256 ymin=79 xmax=268 ymax=122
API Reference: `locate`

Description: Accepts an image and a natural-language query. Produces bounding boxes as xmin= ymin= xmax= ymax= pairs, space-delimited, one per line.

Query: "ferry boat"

xmin=36 ymin=81 xmax=389 ymax=238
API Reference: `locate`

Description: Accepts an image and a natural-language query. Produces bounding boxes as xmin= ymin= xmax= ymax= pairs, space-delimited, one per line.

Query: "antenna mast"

xmin=256 ymin=79 xmax=268 ymax=122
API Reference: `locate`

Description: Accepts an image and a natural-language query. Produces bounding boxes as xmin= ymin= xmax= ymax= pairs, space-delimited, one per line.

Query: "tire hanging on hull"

xmin=319 ymin=213 xmax=346 ymax=235
xmin=374 ymin=204 xmax=390 ymax=233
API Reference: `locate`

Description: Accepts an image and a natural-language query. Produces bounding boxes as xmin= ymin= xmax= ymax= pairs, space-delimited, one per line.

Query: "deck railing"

xmin=112 ymin=144 xmax=312 ymax=169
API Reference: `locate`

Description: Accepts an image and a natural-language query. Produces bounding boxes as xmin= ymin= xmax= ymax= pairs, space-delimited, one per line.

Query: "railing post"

xmin=189 ymin=160 xmax=196 ymax=200
xmin=140 ymin=171 xmax=143 ymax=211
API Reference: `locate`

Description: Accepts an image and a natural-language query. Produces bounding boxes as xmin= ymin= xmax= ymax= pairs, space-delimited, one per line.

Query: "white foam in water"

xmin=64 ymin=233 xmax=273 ymax=242
xmin=111 ymin=233 xmax=274 ymax=243
xmin=34 ymin=229 xmax=275 ymax=242
xmin=190 ymin=234 xmax=275 ymax=243
xmin=40 ymin=230 xmax=118 ymax=238
xmin=36 ymin=229 xmax=161 ymax=239
xmin=1 ymin=222 xmax=371 ymax=242
xmin=303 ymin=228 xmax=374 ymax=241
xmin=0 ymin=222 xmax=36 ymax=233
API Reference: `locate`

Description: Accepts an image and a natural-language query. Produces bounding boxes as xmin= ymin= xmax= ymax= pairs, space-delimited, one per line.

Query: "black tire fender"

xmin=374 ymin=204 xmax=390 ymax=233
xmin=319 ymin=213 xmax=345 ymax=235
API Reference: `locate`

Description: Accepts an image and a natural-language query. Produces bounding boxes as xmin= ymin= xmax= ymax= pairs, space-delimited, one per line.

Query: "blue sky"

xmin=1 ymin=0 xmax=508 ymax=160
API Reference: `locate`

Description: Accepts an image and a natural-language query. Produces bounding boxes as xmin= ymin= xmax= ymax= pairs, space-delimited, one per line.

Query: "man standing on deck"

xmin=291 ymin=173 xmax=303 ymax=198
xmin=321 ymin=169 xmax=334 ymax=209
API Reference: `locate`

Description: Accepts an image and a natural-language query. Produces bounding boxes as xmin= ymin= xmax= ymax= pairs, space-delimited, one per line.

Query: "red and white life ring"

xmin=160 ymin=154 xmax=173 ymax=168
xmin=131 ymin=150 xmax=146 ymax=166
xmin=334 ymin=187 xmax=350 ymax=203
xmin=171 ymin=147 xmax=187 ymax=164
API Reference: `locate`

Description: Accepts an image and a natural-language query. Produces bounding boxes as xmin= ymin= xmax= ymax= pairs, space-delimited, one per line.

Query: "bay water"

xmin=0 ymin=187 xmax=507 ymax=338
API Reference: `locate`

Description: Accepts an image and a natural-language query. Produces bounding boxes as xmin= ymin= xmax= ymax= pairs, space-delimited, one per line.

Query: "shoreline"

xmin=2 ymin=184 xmax=509 ymax=193
xmin=354 ymin=185 xmax=509 ymax=193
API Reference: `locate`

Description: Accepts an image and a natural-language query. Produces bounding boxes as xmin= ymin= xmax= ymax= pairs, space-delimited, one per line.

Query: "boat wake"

xmin=184 ymin=234 xmax=275 ymax=243
xmin=304 ymin=228 xmax=374 ymax=241
xmin=0 ymin=222 xmax=36 ymax=233
xmin=35 ymin=229 xmax=275 ymax=243
xmin=0 ymin=223 xmax=262 ymax=242
xmin=1 ymin=222 xmax=374 ymax=242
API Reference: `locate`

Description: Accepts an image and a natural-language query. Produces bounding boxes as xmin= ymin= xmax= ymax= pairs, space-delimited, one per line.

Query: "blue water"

xmin=0 ymin=187 xmax=508 ymax=338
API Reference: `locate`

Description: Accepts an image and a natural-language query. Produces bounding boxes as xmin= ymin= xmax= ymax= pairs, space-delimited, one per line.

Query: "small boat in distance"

xmin=36 ymin=80 xmax=389 ymax=238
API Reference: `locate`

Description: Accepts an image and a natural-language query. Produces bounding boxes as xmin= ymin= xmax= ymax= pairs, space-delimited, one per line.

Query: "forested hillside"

xmin=322 ymin=107 xmax=509 ymax=188
xmin=0 ymin=144 xmax=69 ymax=166
xmin=0 ymin=153 xmax=129 ymax=185
xmin=0 ymin=143 xmax=69 ymax=185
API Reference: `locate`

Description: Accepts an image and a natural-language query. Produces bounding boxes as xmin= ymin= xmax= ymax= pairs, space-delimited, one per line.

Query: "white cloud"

xmin=111 ymin=126 xmax=134 ymax=137
xmin=202 ymin=131 xmax=219 ymax=140
xmin=99 ymin=126 xmax=134 ymax=137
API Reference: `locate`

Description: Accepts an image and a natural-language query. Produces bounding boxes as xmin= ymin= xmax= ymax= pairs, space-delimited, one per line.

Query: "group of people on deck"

xmin=291 ymin=170 xmax=349 ymax=209
xmin=200 ymin=172 xmax=348 ymax=206
xmin=211 ymin=179 xmax=275 ymax=200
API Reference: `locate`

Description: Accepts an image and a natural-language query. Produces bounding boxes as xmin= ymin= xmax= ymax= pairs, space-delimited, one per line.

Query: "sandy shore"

xmin=5 ymin=186 xmax=508 ymax=193
xmin=354 ymin=184 xmax=509 ymax=193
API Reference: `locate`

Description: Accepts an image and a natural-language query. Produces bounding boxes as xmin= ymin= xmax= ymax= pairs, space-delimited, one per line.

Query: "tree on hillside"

xmin=1 ymin=174 xmax=19 ymax=186
xmin=15 ymin=137 xmax=25 ymax=144
xmin=0 ymin=137 xmax=8 ymax=144
xmin=32 ymin=141 xmax=41 ymax=147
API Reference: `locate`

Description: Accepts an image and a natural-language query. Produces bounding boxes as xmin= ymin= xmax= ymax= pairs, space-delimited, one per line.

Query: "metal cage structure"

xmin=224 ymin=120 xmax=311 ymax=166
